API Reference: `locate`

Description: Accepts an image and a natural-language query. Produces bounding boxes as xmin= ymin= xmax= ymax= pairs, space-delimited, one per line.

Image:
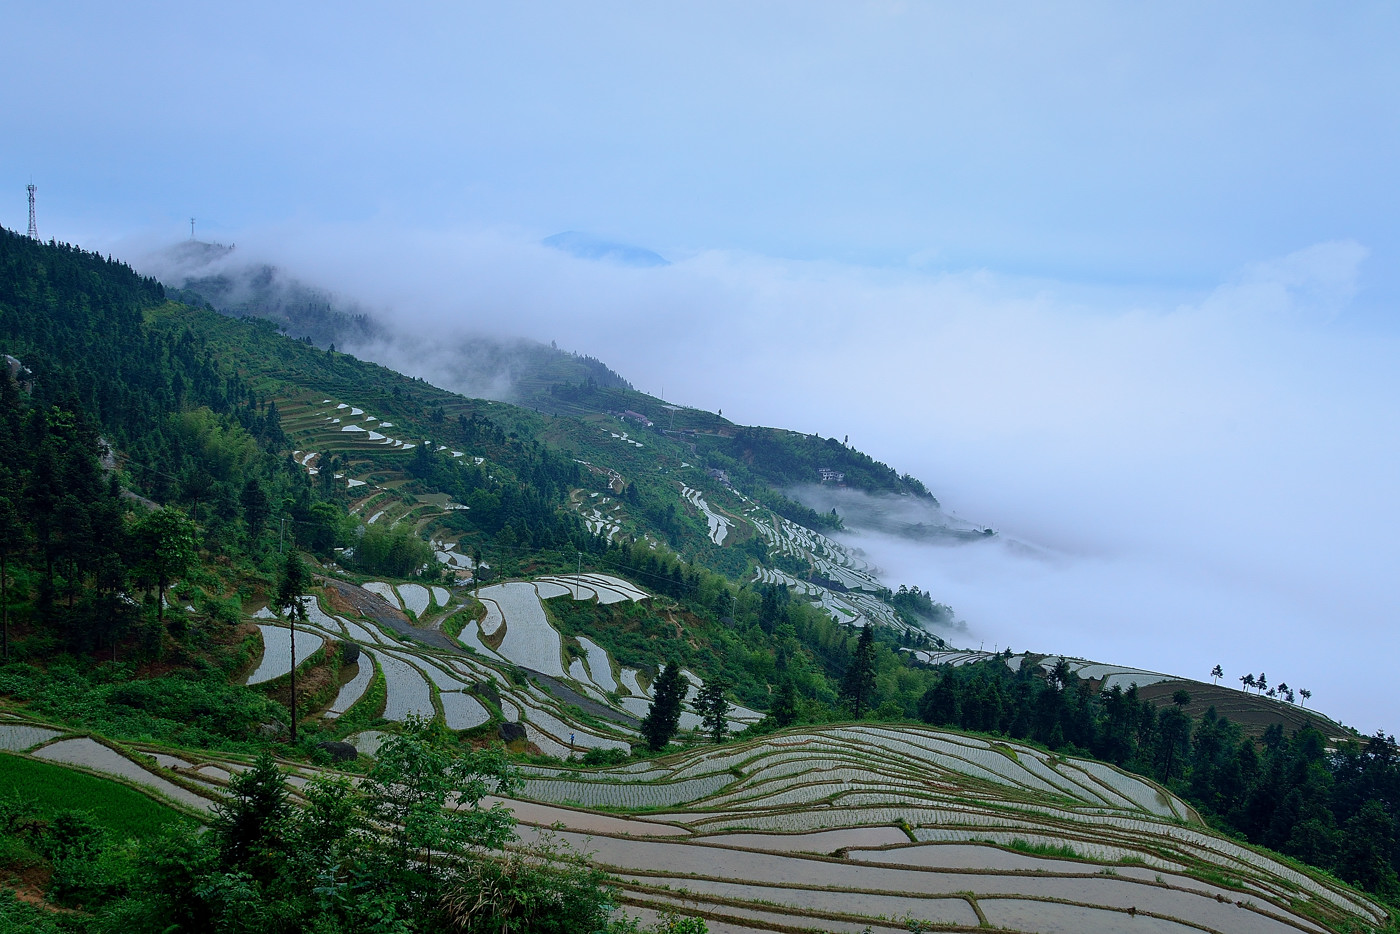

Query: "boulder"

xmin=317 ymin=740 xmax=358 ymax=763
xmin=341 ymin=642 xmax=361 ymax=665
xmin=497 ymin=721 xmax=527 ymax=744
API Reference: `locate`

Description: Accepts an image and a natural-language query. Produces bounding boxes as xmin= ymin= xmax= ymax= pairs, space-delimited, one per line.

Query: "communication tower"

xmin=26 ymin=184 xmax=38 ymax=240
xmin=190 ymin=217 xmax=196 ymax=240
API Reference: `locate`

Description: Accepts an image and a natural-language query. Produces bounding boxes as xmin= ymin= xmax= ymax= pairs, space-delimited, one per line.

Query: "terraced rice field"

xmin=395 ymin=582 xmax=431 ymax=616
xmin=0 ymin=722 xmax=61 ymax=750
xmin=745 ymin=511 xmax=912 ymax=636
xmin=535 ymin=573 xmax=647 ymax=605
xmin=33 ymin=737 xmax=217 ymax=813
xmin=681 ymin=484 xmax=733 ymax=545
xmin=439 ymin=691 xmax=491 ymax=729
xmin=153 ymin=561 xmax=1382 ymax=932
xmin=577 ymin=636 xmax=617 ymax=692
xmin=500 ymin=723 xmax=1383 ymax=933
xmin=246 ymin=625 xmax=327 ymax=685
xmin=370 ymin=649 xmax=435 ymax=721
xmin=361 ymin=581 xmax=401 ymax=608
xmin=904 ymin=648 xmax=1183 ymax=693
xmin=479 ymin=581 xmax=568 ymax=677
xmin=5 ymin=700 xmax=1383 ymax=932
xmin=324 ymin=656 xmax=375 ymax=719
xmin=620 ymin=668 xmax=651 ymax=698
xmin=746 ymin=509 xmax=882 ymax=593
xmin=0 ymin=752 xmax=195 ymax=839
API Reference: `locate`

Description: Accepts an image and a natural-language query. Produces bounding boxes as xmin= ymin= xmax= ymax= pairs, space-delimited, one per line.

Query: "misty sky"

xmin=4 ymin=3 xmax=1399 ymax=731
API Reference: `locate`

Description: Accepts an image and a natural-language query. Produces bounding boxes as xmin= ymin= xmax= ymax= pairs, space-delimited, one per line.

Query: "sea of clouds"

xmin=132 ymin=223 xmax=1399 ymax=733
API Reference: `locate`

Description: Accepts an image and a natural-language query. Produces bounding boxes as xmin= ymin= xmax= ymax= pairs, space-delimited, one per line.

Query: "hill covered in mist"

xmin=146 ymin=239 xmax=636 ymax=405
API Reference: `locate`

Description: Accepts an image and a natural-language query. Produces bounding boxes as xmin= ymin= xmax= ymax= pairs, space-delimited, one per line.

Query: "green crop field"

xmin=0 ymin=753 xmax=196 ymax=841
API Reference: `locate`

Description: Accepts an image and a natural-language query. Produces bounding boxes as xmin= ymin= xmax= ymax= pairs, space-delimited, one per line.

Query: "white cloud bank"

xmin=144 ymin=224 xmax=1398 ymax=733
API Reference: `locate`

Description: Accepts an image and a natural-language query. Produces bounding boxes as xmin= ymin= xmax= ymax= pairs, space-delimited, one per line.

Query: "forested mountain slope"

xmin=151 ymin=240 xmax=929 ymax=504
xmin=1 ymin=229 xmax=1397 ymax=932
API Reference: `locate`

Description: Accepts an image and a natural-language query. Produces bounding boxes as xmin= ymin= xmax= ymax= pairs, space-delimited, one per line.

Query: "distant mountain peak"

xmin=542 ymin=231 xmax=669 ymax=267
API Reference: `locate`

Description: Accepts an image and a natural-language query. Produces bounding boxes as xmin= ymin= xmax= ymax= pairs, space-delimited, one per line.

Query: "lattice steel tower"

xmin=26 ymin=184 xmax=38 ymax=240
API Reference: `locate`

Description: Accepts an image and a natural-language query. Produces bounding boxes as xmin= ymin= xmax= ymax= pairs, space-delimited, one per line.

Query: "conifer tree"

xmin=0 ymin=493 xmax=21 ymax=661
xmin=693 ymin=678 xmax=731 ymax=743
xmin=839 ymin=624 xmax=878 ymax=718
xmin=770 ymin=678 xmax=798 ymax=728
xmin=212 ymin=750 xmax=291 ymax=878
xmin=640 ymin=663 xmax=688 ymax=751
xmin=274 ymin=549 xmax=311 ymax=743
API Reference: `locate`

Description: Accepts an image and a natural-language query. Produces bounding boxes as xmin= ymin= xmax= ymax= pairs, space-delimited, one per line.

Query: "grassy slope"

xmin=0 ymin=753 xmax=194 ymax=841
xmin=1139 ymin=679 xmax=1347 ymax=740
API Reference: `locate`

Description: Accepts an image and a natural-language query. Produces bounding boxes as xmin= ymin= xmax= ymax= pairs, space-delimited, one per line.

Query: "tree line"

xmin=891 ymin=657 xmax=1400 ymax=898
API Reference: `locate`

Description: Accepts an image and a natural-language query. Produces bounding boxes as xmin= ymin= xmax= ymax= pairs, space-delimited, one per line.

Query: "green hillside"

xmin=1 ymin=229 xmax=1396 ymax=931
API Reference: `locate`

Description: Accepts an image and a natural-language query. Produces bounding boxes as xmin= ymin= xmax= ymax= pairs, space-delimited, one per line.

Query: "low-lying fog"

xmin=131 ymin=225 xmax=1399 ymax=734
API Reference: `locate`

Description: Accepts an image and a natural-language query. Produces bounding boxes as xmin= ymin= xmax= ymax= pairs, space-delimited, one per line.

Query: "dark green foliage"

xmin=211 ymin=751 xmax=291 ymax=875
xmin=274 ymin=550 xmax=310 ymax=621
xmin=890 ymin=584 xmax=955 ymax=628
xmin=0 ymin=888 xmax=80 ymax=932
xmin=441 ymin=832 xmax=620 ymax=933
xmin=640 ymin=664 xmax=688 ymax=751
xmin=839 ymin=625 xmax=877 ymax=718
xmin=0 ymin=662 xmax=290 ymax=751
xmin=916 ymin=676 xmax=960 ymax=726
xmin=353 ymin=521 xmax=433 ymax=577
xmin=0 ymin=755 xmax=195 ymax=914
xmin=692 ymin=678 xmax=731 ymax=743
xmin=769 ymin=679 xmax=799 ymax=728
xmin=707 ymin=427 xmax=932 ymax=500
xmin=0 ymin=232 xmax=352 ymax=672
xmin=131 ymin=507 xmax=197 ymax=622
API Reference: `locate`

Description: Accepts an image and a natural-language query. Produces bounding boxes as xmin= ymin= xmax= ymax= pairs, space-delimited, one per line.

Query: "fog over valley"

xmin=129 ymin=224 xmax=1399 ymax=733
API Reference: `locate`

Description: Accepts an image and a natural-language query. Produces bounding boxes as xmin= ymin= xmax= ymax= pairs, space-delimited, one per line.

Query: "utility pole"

xmin=575 ymin=551 xmax=582 ymax=598
xmin=288 ymin=606 xmax=298 ymax=744
xmin=280 ymin=517 xmax=286 ymax=554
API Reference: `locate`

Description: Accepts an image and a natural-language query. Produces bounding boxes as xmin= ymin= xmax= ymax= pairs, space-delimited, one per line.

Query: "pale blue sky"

xmin=4 ymin=2 xmax=1399 ymax=728
xmin=6 ymin=2 xmax=1400 ymax=308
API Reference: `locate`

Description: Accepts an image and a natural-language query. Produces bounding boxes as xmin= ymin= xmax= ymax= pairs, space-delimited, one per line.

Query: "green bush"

xmin=353 ymin=522 xmax=433 ymax=577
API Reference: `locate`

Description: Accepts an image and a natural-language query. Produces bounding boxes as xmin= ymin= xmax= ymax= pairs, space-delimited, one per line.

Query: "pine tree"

xmin=640 ymin=663 xmax=688 ymax=751
xmin=274 ymin=549 xmax=311 ymax=744
xmin=770 ymin=678 xmax=798 ymax=728
xmin=839 ymin=624 xmax=878 ymax=718
xmin=693 ymin=678 xmax=731 ymax=743
xmin=0 ymin=493 xmax=22 ymax=661
xmin=211 ymin=750 xmax=290 ymax=878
